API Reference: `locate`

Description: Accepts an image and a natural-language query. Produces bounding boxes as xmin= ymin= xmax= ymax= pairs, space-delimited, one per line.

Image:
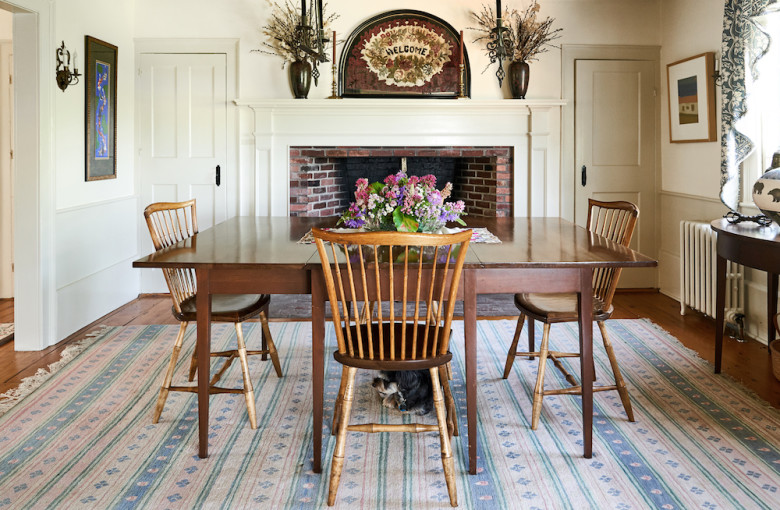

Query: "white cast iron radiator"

xmin=679 ymin=220 xmax=744 ymax=324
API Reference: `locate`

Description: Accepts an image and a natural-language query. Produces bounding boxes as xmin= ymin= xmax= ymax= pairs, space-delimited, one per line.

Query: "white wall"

xmin=51 ymin=0 xmax=138 ymax=340
xmin=132 ymin=0 xmax=662 ymax=100
xmin=658 ymin=0 xmax=777 ymax=344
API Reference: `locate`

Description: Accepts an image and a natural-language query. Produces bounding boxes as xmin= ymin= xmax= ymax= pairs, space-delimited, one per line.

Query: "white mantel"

xmin=235 ymin=99 xmax=565 ymax=217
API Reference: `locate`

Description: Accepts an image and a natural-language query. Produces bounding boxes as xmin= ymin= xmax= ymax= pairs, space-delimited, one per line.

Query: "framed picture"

xmin=339 ymin=10 xmax=470 ymax=98
xmin=666 ymin=52 xmax=716 ymax=143
xmin=85 ymin=36 xmax=117 ymax=181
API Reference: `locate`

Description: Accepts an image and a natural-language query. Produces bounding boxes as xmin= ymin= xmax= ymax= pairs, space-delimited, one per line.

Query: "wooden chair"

xmin=502 ymin=199 xmax=639 ymax=430
xmin=144 ymin=199 xmax=282 ymax=429
xmin=313 ymin=228 xmax=471 ymax=507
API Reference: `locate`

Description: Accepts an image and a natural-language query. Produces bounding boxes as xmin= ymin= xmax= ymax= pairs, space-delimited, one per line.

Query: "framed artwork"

xmin=85 ymin=36 xmax=118 ymax=181
xmin=339 ymin=10 xmax=470 ymax=98
xmin=666 ymin=52 xmax=717 ymax=143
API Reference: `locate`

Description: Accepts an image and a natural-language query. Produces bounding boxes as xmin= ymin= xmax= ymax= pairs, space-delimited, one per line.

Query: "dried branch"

xmin=253 ymin=1 xmax=338 ymax=66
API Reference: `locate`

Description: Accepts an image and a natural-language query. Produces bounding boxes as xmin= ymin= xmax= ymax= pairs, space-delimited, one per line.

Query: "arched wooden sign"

xmin=339 ymin=10 xmax=470 ymax=98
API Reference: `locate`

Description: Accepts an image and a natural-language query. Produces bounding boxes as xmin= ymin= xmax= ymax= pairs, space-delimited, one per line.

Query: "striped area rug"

xmin=0 ymin=319 xmax=778 ymax=509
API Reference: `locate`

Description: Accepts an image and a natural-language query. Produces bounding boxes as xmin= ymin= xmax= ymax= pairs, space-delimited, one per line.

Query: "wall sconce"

xmin=713 ymin=54 xmax=722 ymax=86
xmin=55 ymin=40 xmax=81 ymax=91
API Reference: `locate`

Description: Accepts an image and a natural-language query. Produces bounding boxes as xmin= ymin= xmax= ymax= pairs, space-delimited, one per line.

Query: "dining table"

xmin=132 ymin=215 xmax=657 ymax=475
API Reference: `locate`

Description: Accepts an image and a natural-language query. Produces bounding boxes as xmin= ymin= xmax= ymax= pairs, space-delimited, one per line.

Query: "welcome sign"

xmin=340 ymin=10 xmax=470 ymax=98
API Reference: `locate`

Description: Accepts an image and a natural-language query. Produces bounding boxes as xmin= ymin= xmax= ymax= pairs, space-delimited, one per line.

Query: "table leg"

xmin=715 ymin=254 xmax=726 ymax=373
xmin=768 ymin=273 xmax=778 ymax=351
xmin=578 ymin=268 xmax=594 ymax=459
xmin=311 ymin=269 xmax=325 ymax=474
xmin=464 ymin=269 xmax=478 ymax=475
xmin=195 ymin=268 xmax=212 ymax=459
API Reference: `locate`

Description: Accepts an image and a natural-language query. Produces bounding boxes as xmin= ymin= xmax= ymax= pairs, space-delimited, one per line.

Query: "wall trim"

xmin=659 ymin=189 xmax=723 ymax=204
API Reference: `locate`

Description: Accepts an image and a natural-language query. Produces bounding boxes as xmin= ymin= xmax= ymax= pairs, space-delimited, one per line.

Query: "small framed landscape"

xmin=666 ymin=52 xmax=716 ymax=143
xmin=85 ymin=36 xmax=118 ymax=181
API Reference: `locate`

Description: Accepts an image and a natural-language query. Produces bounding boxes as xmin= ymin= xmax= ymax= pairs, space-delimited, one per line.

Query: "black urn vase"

xmin=289 ymin=60 xmax=312 ymax=99
xmin=508 ymin=61 xmax=530 ymax=99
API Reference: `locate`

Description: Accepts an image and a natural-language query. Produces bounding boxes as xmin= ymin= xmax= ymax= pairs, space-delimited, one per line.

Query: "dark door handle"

xmin=216 ymin=165 xmax=221 ymax=187
xmin=581 ymin=165 xmax=587 ymax=187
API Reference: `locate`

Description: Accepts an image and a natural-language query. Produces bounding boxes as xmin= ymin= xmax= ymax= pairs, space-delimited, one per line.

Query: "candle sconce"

xmin=55 ymin=40 xmax=81 ymax=92
xmin=487 ymin=17 xmax=512 ymax=87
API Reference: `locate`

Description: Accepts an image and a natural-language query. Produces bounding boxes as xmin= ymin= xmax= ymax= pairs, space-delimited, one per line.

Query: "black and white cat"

xmin=372 ymin=370 xmax=433 ymax=416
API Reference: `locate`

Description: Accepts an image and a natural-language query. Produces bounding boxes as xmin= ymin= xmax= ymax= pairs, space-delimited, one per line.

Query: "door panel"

xmin=138 ymin=53 xmax=227 ymax=291
xmin=576 ymin=59 xmax=657 ymax=288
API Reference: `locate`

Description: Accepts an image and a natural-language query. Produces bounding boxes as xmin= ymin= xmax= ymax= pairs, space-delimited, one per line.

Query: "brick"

xmin=301 ymin=149 xmax=325 ymax=157
xmin=324 ymin=149 xmax=348 ymax=157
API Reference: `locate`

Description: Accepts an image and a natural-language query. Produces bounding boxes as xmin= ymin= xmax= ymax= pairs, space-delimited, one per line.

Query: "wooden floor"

xmin=1 ymin=292 xmax=779 ymax=407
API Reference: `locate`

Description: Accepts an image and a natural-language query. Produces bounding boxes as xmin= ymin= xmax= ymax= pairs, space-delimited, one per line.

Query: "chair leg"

xmin=441 ymin=371 xmax=459 ymax=437
xmin=259 ymin=311 xmax=283 ymax=377
xmin=528 ymin=318 xmax=535 ymax=356
xmin=531 ymin=323 xmax=551 ymax=430
xmin=153 ymin=321 xmax=188 ymax=423
xmin=431 ymin=367 xmax=458 ymax=507
xmin=188 ymin=330 xmax=198 ymax=382
xmin=331 ymin=366 xmax=349 ymax=436
xmin=598 ymin=321 xmax=634 ymax=422
xmin=235 ymin=322 xmax=258 ymax=430
xmin=328 ymin=366 xmax=357 ymax=507
xmin=503 ymin=313 xmax=526 ymax=379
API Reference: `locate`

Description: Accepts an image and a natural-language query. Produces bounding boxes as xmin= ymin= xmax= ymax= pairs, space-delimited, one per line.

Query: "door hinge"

xmin=653 ymin=88 xmax=657 ymax=97
xmin=9 ymin=149 xmax=12 ymax=160
xmin=137 ymin=68 xmax=142 ymax=77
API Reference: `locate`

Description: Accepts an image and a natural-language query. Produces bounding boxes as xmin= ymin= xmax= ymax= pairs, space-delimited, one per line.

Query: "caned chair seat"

xmin=503 ymin=199 xmax=639 ymax=432
xmin=313 ymin=228 xmax=471 ymax=507
xmin=514 ymin=293 xmax=611 ymax=323
xmin=144 ymin=199 xmax=282 ymax=430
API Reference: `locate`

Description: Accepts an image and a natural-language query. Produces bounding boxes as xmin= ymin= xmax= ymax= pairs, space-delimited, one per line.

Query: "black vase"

xmin=508 ymin=61 xmax=530 ymax=99
xmin=289 ymin=60 xmax=312 ymax=99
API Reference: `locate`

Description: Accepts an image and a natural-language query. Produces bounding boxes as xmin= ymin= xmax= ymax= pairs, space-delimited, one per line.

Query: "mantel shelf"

xmin=234 ymin=98 xmax=567 ymax=111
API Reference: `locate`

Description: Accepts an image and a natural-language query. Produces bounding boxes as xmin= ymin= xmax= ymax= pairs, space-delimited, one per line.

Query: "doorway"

xmin=562 ymin=45 xmax=661 ymax=289
xmin=0 ymin=9 xmax=13 ymax=345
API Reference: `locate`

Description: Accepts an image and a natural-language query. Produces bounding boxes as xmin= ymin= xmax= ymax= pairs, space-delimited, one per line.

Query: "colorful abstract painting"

xmin=677 ymin=75 xmax=699 ymax=125
xmin=94 ymin=61 xmax=110 ymax=159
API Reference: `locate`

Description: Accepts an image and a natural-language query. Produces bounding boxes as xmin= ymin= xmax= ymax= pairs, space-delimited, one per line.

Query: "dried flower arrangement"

xmin=255 ymin=0 xmax=337 ymax=67
xmin=470 ymin=1 xmax=562 ymax=64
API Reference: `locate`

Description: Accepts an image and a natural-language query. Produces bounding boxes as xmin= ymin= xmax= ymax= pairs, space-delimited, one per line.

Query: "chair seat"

xmin=175 ymin=294 xmax=271 ymax=323
xmin=334 ymin=322 xmax=453 ymax=370
xmin=514 ymin=293 xmax=612 ymax=323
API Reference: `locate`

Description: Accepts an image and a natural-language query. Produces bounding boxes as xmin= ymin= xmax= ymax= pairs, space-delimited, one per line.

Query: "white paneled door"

xmin=575 ymin=59 xmax=657 ymax=288
xmin=137 ymin=53 xmax=228 ymax=291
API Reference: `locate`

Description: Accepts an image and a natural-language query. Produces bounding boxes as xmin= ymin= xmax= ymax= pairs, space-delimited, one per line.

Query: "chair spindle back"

xmin=143 ymin=200 xmax=199 ymax=314
xmin=586 ymin=199 xmax=639 ymax=310
xmin=313 ymin=229 xmax=471 ymax=362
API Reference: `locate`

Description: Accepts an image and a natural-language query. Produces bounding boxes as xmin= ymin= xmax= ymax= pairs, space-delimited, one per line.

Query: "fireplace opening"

xmin=289 ymin=146 xmax=512 ymax=218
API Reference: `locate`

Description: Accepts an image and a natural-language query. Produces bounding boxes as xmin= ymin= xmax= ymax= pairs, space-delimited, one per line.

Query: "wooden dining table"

xmin=133 ymin=216 xmax=656 ymax=475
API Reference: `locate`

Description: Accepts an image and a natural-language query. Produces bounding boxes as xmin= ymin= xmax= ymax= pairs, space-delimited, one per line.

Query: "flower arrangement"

xmin=338 ymin=171 xmax=467 ymax=233
xmin=255 ymin=0 xmax=337 ymax=67
xmin=471 ymin=1 xmax=562 ymax=64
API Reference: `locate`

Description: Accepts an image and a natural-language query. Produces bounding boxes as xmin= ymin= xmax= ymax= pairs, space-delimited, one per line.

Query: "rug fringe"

xmin=0 ymin=325 xmax=114 ymax=418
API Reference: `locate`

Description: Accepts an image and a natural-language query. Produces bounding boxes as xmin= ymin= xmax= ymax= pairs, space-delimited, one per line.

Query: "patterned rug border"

xmin=633 ymin=317 xmax=779 ymax=411
xmin=0 ymin=325 xmax=115 ymax=418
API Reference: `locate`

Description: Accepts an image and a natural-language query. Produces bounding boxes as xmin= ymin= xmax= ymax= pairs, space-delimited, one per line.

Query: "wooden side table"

xmin=711 ymin=218 xmax=780 ymax=373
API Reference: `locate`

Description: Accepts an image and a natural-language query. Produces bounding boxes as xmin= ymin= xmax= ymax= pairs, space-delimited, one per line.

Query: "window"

xmin=742 ymin=12 xmax=780 ymax=205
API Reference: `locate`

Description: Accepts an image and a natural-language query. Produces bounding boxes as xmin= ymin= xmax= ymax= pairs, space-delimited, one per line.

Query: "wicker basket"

xmin=771 ymin=340 xmax=780 ymax=382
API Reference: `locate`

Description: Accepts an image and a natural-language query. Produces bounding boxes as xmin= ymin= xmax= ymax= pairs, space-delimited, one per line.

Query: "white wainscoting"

xmin=55 ymin=197 xmax=140 ymax=340
xmin=235 ymin=99 xmax=565 ymax=217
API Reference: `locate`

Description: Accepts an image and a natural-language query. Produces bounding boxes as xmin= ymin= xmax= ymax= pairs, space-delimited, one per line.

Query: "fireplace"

xmin=235 ymin=99 xmax=564 ymax=217
xmin=289 ymin=146 xmax=513 ymax=217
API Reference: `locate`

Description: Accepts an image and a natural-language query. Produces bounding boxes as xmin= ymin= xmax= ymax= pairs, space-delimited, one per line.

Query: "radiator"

xmin=679 ymin=220 xmax=744 ymax=323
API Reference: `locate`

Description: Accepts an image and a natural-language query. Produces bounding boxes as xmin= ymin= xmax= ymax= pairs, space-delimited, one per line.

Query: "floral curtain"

xmin=720 ymin=0 xmax=778 ymax=211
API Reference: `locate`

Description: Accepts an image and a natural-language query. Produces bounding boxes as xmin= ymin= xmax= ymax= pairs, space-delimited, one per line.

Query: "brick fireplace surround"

xmin=289 ymin=146 xmax=513 ymax=218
